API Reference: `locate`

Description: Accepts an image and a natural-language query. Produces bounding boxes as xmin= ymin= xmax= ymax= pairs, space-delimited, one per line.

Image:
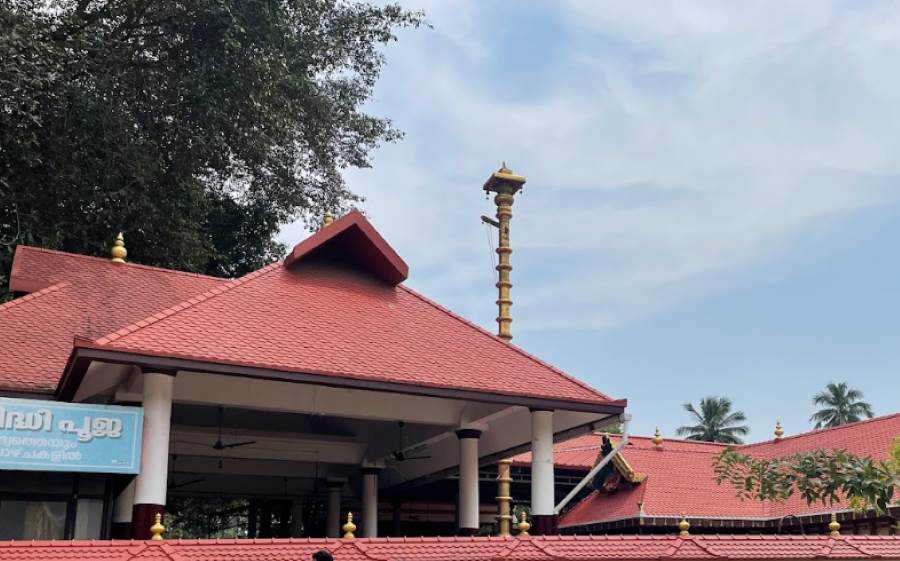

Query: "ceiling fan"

xmin=176 ymin=405 xmax=257 ymax=451
xmin=389 ymin=421 xmax=431 ymax=462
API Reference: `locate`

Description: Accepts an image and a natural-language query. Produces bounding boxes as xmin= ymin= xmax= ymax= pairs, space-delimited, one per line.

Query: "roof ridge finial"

xmin=829 ymin=513 xmax=840 ymax=537
xmin=652 ymin=426 xmax=664 ymax=450
xmin=323 ymin=210 xmax=334 ymax=229
xmin=111 ymin=232 xmax=127 ymax=263
xmin=774 ymin=420 xmax=785 ymax=441
xmin=150 ymin=512 xmax=165 ymax=541
xmin=516 ymin=510 xmax=530 ymax=536
xmin=677 ymin=513 xmax=690 ymax=537
xmin=342 ymin=511 xmax=356 ymax=539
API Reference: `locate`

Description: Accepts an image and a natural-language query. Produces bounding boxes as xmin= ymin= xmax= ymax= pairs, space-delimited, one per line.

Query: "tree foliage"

xmin=676 ymin=396 xmax=750 ymax=444
xmin=713 ymin=437 xmax=899 ymax=515
xmin=810 ymin=382 xmax=874 ymax=429
xmin=1 ymin=0 xmax=422 ymax=298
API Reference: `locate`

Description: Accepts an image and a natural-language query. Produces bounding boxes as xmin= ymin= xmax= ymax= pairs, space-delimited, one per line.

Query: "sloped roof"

xmin=2 ymin=214 xmax=622 ymax=411
xmin=511 ymin=433 xmax=726 ymax=469
xmin=74 ymin=212 xmax=619 ymax=409
xmin=0 ymin=246 xmax=224 ymax=394
xmin=558 ymin=414 xmax=900 ymax=528
xmin=0 ymin=535 xmax=897 ymax=561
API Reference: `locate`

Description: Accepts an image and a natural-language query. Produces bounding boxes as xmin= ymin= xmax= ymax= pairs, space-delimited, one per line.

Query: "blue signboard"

xmin=0 ymin=397 xmax=143 ymax=474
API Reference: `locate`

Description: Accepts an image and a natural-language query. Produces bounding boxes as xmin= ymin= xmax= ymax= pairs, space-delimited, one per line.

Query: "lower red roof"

xmin=0 ymin=535 xmax=898 ymax=561
xmin=558 ymin=414 xmax=900 ymax=528
xmin=1 ymin=246 xmax=224 ymax=393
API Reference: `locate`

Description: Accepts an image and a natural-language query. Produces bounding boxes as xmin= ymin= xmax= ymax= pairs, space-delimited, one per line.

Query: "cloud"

xmin=282 ymin=1 xmax=900 ymax=331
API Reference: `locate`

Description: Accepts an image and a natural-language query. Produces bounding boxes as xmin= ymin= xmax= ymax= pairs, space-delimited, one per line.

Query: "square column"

xmin=111 ymin=478 xmax=135 ymax=538
xmin=326 ymin=481 xmax=343 ymax=538
xmin=361 ymin=467 xmax=381 ymax=537
xmin=530 ymin=409 xmax=557 ymax=534
xmin=456 ymin=429 xmax=482 ymax=536
xmin=132 ymin=372 xmax=175 ymax=539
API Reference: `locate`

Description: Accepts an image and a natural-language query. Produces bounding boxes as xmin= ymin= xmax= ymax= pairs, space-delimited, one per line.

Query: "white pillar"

xmin=132 ymin=372 xmax=174 ymax=539
xmin=530 ymin=410 xmax=554 ymax=518
xmin=361 ymin=468 xmax=380 ymax=537
xmin=456 ymin=429 xmax=482 ymax=535
xmin=326 ymin=482 xmax=342 ymax=538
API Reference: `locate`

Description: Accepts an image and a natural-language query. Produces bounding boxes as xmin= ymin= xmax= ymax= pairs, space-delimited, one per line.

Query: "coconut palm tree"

xmin=810 ymin=382 xmax=874 ymax=429
xmin=676 ymin=396 xmax=749 ymax=444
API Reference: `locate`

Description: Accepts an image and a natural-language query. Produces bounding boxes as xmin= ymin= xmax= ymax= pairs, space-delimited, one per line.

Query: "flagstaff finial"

xmin=516 ymin=510 xmax=530 ymax=536
xmin=150 ymin=513 xmax=165 ymax=541
xmin=652 ymin=426 xmax=664 ymax=450
xmin=111 ymin=232 xmax=127 ymax=263
xmin=482 ymin=164 xmax=526 ymax=341
xmin=342 ymin=512 xmax=356 ymax=539
xmin=774 ymin=420 xmax=784 ymax=441
xmin=829 ymin=513 xmax=840 ymax=537
xmin=678 ymin=513 xmax=690 ymax=537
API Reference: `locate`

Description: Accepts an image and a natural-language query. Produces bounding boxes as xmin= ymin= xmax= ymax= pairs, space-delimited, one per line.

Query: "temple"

xmin=0 ymin=168 xmax=897 ymax=561
xmin=0 ymin=203 xmax=625 ymax=540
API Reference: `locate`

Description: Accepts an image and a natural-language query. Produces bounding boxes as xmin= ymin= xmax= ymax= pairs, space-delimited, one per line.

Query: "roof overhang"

xmin=58 ymin=342 xmax=627 ymax=415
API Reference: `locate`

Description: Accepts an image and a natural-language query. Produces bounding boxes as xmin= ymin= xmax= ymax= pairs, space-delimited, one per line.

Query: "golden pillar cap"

xmin=111 ymin=232 xmax=127 ymax=263
xmin=652 ymin=427 xmax=664 ymax=449
xmin=150 ymin=513 xmax=165 ymax=541
xmin=342 ymin=512 xmax=357 ymax=539
xmin=516 ymin=510 xmax=530 ymax=536
xmin=483 ymin=162 xmax=526 ymax=192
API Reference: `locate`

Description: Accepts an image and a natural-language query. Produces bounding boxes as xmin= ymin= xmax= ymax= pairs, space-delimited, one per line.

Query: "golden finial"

xmin=774 ymin=420 xmax=784 ymax=441
xmin=111 ymin=232 xmax=127 ymax=263
xmin=677 ymin=513 xmax=690 ymax=537
xmin=150 ymin=512 xmax=165 ymax=541
xmin=516 ymin=510 xmax=530 ymax=536
xmin=342 ymin=511 xmax=356 ymax=539
xmin=498 ymin=161 xmax=513 ymax=175
xmin=323 ymin=210 xmax=334 ymax=228
xmin=652 ymin=426 xmax=664 ymax=450
xmin=828 ymin=513 xmax=840 ymax=537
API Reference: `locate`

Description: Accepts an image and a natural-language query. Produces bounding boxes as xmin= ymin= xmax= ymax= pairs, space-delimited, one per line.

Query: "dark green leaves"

xmin=1 ymin=0 xmax=423 ymax=297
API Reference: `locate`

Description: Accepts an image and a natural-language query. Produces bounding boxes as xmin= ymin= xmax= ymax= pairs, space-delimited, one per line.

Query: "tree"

xmin=676 ymin=396 xmax=750 ymax=444
xmin=713 ymin=437 xmax=899 ymax=516
xmin=1 ymin=0 xmax=423 ymax=299
xmin=810 ymin=382 xmax=874 ymax=429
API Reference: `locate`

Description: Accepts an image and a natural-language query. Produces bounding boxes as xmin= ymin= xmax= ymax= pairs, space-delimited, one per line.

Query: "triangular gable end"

xmin=283 ymin=210 xmax=409 ymax=286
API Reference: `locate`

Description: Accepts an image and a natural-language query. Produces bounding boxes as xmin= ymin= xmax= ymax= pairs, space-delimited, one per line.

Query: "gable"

xmin=284 ymin=210 xmax=408 ymax=286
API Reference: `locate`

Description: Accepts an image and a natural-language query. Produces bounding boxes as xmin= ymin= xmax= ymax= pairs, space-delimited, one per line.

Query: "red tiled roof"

xmin=559 ymin=414 xmax=900 ymax=528
xmin=1 ymin=247 xmax=224 ymax=393
xmin=1 ymin=535 xmax=898 ymax=561
xmin=512 ymin=434 xmax=727 ymax=469
xmin=73 ymin=212 xmax=620 ymax=409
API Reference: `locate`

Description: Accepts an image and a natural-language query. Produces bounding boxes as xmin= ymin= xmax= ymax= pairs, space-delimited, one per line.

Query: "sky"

xmin=281 ymin=0 xmax=900 ymax=442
